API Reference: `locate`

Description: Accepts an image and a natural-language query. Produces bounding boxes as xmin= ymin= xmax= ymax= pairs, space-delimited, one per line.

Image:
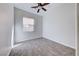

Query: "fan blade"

xmin=42 ymin=3 xmax=50 ymax=6
xmin=42 ymin=8 xmax=46 ymax=11
xmin=31 ymin=6 xmax=39 ymax=8
xmin=37 ymin=9 xmax=40 ymax=13
xmin=38 ymin=3 xmax=41 ymax=6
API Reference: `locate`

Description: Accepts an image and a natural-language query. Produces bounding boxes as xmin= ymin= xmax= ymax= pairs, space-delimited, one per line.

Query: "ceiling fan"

xmin=31 ymin=3 xmax=50 ymax=13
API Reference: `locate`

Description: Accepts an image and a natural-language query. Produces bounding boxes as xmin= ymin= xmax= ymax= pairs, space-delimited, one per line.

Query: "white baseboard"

xmin=0 ymin=47 xmax=12 ymax=56
xmin=43 ymin=37 xmax=75 ymax=49
xmin=15 ymin=37 xmax=43 ymax=44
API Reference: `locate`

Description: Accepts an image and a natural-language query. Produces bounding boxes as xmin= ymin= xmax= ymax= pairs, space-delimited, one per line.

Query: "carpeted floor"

xmin=9 ymin=38 xmax=75 ymax=56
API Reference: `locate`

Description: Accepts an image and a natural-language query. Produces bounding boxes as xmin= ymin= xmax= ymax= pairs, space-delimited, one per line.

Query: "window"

xmin=23 ymin=17 xmax=34 ymax=32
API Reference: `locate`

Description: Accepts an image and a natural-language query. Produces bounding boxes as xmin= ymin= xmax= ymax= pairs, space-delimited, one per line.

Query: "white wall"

xmin=77 ymin=3 xmax=79 ymax=55
xmin=14 ymin=8 xmax=42 ymax=43
xmin=0 ymin=4 xmax=14 ymax=55
xmin=43 ymin=3 xmax=75 ymax=49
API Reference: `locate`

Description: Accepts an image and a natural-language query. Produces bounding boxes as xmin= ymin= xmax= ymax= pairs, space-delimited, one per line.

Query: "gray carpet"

xmin=9 ymin=38 xmax=75 ymax=56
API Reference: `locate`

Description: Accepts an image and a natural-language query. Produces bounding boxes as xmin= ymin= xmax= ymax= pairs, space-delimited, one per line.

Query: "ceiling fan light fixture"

xmin=31 ymin=3 xmax=50 ymax=13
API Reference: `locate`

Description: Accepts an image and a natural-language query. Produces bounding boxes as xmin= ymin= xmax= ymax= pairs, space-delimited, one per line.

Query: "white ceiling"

xmin=14 ymin=3 xmax=62 ymax=16
xmin=14 ymin=3 xmax=52 ymax=16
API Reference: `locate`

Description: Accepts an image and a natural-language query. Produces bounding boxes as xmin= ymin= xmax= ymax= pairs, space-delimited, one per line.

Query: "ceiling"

xmin=14 ymin=3 xmax=62 ymax=16
xmin=14 ymin=3 xmax=52 ymax=16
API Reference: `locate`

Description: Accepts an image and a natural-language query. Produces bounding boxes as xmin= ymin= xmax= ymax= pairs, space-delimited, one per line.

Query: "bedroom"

xmin=0 ymin=3 xmax=76 ymax=56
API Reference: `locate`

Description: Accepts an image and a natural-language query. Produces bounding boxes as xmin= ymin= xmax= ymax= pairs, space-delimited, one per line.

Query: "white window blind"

xmin=23 ymin=17 xmax=34 ymax=32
